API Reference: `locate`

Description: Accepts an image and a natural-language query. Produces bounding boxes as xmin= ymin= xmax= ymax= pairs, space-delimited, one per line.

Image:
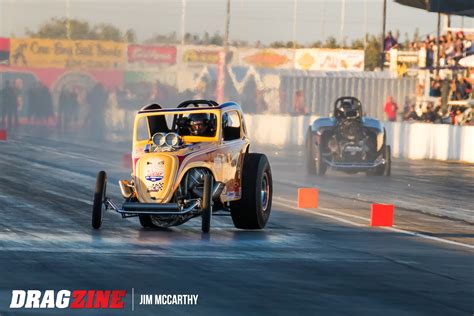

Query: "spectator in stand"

xmin=294 ymin=90 xmax=308 ymax=115
xmin=58 ymin=87 xmax=79 ymax=133
xmin=12 ymin=78 xmax=23 ymax=128
xmin=453 ymin=107 xmax=464 ymax=125
xmin=86 ymin=83 xmax=108 ymax=140
xmin=421 ymin=102 xmax=439 ymax=123
xmin=384 ymin=96 xmax=398 ymax=122
xmin=1 ymin=79 xmax=20 ymax=129
xmin=456 ymin=74 xmax=472 ymax=100
xmin=1 ymin=80 xmax=15 ymax=129
xmin=403 ymin=97 xmax=419 ymax=121
xmin=27 ymin=82 xmax=39 ymax=123
xmin=38 ymin=83 xmax=53 ymax=124
xmin=384 ymin=31 xmax=398 ymax=51
xmin=430 ymin=76 xmax=442 ymax=97
xmin=425 ymin=42 xmax=434 ymax=68
xmin=450 ymin=79 xmax=462 ymax=101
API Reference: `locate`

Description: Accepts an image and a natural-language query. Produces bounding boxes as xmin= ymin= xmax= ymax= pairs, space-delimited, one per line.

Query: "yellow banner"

xmin=10 ymin=38 xmax=126 ymax=69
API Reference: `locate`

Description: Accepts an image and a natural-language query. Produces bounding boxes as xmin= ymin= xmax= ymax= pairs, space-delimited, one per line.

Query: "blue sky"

xmin=1 ymin=0 xmax=473 ymax=44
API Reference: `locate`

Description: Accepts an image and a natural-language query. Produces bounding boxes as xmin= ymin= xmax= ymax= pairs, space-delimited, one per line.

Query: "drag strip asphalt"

xmin=0 ymin=133 xmax=472 ymax=315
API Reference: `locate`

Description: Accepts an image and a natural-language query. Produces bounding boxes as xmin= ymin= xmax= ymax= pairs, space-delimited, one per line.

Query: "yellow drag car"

xmin=91 ymin=100 xmax=272 ymax=232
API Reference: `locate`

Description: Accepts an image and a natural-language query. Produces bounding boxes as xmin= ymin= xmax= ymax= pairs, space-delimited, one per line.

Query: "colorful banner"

xmin=236 ymin=49 xmax=293 ymax=69
xmin=0 ymin=37 xmax=10 ymax=64
xmin=178 ymin=45 xmax=223 ymax=65
xmin=295 ymin=49 xmax=364 ymax=71
xmin=127 ymin=45 xmax=176 ymax=66
xmin=9 ymin=38 xmax=126 ymax=69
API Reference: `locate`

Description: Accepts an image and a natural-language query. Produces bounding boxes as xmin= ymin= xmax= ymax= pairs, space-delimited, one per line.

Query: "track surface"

xmin=0 ymin=132 xmax=473 ymax=315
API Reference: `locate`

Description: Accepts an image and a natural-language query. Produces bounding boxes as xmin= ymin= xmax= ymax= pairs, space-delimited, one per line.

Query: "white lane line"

xmin=277 ymin=197 xmax=369 ymax=222
xmin=273 ymin=200 xmax=365 ymax=227
xmin=274 ymin=197 xmax=474 ymax=251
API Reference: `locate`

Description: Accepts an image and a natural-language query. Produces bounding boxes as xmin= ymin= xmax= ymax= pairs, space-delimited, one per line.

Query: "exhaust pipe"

xmin=212 ymin=182 xmax=225 ymax=200
xmin=118 ymin=180 xmax=133 ymax=199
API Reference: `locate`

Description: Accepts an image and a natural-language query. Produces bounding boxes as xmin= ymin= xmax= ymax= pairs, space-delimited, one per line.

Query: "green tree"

xmin=93 ymin=23 xmax=122 ymax=42
xmin=146 ymin=32 xmax=177 ymax=44
xmin=351 ymin=38 xmax=364 ymax=50
xmin=209 ymin=32 xmax=223 ymax=46
xmin=269 ymin=41 xmax=286 ymax=48
xmin=310 ymin=41 xmax=322 ymax=48
xmin=26 ymin=17 xmax=91 ymax=39
xmin=26 ymin=17 xmax=132 ymax=42
xmin=324 ymin=36 xmax=340 ymax=49
xmin=124 ymin=29 xmax=137 ymax=43
xmin=364 ymin=34 xmax=382 ymax=71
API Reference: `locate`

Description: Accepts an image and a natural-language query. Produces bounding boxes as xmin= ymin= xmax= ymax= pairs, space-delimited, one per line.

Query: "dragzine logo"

xmin=9 ymin=290 xmax=126 ymax=309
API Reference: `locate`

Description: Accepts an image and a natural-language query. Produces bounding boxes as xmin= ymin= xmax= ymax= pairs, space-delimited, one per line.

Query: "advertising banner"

xmin=9 ymin=38 xmax=126 ymax=69
xmin=295 ymin=49 xmax=364 ymax=71
xmin=127 ymin=44 xmax=177 ymax=67
xmin=236 ymin=48 xmax=294 ymax=69
xmin=0 ymin=37 xmax=10 ymax=64
xmin=178 ymin=45 xmax=223 ymax=66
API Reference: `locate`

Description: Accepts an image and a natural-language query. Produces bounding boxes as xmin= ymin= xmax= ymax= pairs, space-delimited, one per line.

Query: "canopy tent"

xmin=459 ymin=55 xmax=474 ymax=67
xmin=394 ymin=0 xmax=474 ymax=17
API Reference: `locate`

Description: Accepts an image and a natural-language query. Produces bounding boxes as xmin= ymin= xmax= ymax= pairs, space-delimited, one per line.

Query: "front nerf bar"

xmin=323 ymin=158 xmax=386 ymax=170
xmin=104 ymin=198 xmax=201 ymax=218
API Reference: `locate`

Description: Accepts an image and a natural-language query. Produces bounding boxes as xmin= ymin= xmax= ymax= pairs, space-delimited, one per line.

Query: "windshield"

xmin=136 ymin=112 xmax=218 ymax=142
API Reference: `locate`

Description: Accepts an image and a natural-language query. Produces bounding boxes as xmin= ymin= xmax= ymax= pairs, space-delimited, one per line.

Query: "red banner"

xmin=127 ymin=45 xmax=176 ymax=65
xmin=0 ymin=37 xmax=10 ymax=51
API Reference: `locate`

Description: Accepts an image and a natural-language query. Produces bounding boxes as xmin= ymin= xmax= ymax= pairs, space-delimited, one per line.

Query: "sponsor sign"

xmin=295 ymin=49 xmax=364 ymax=71
xmin=9 ymin=38 xmax=126 ymax=69
xmin=236 ymin=48 xmax=293 ymax=69
xmin=0 ymin=37 xmax=10 ymax=64
xmin=179 ymin=45 xmax=222 ymax=65
xmin=128 ymin=44 xmax=176 ymax=65
xmin=145 ymin=158 xmax=165 ymax=182
xmin=144 ymin=158 xmax=166 ymax=192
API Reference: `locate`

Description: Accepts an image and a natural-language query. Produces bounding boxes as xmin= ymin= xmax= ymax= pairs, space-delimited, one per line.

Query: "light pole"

xmin=224 ymin=0 xmax=231 ymax=52
xmin=381 ymin=0 xmax=387 ymax=70
xmin=66 ymin=0 xmax=71 ymax=39
xmin=181 ymin=0 xmax=186 ymax=45
xmin=320 ymin=1 xmax=325 ymax=42
xmin=216 ymin=0 xmax=231 ymax=103
xmin=340 ymin=0 xmax=346 ymax=47
xmin=292 ymin=0 xmax=298 ymax=48
xmin=364 ymin=0 xmax=368 ymax=50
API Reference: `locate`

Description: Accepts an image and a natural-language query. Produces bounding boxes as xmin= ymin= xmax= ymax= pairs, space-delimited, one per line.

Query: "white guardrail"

xmin=244 ymin=114 xmax=474 ymax=163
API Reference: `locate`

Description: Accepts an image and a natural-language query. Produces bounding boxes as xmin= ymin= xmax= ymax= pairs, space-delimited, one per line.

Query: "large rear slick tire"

xmin=305 ymin=130 xmax=317 ymax=175
xmin=92 ymin=171 xmax=107 ymax=229
xmin=369 ymin=145 xmax=390 ymax=176
xmin=385 ymin=145 xmax=392 ymax=176
xmin=201 ymin=174 xmax=213 ymax=233
xmin=315 ymin=145 xmax=328 ymax=176
xmin=231 ymin=154 xmax=272 ymax=229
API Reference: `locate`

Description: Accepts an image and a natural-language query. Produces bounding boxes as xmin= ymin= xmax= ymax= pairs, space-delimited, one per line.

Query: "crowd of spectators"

xmin=385 ymin=30 xmax=474 ymax=68
xmin=398 ymin=72 xmax=472 ymax=125
xmin=0 ymin=79 xmax=111 ymax=138
xmin=384 ymin=29 xmax=473 ymax=125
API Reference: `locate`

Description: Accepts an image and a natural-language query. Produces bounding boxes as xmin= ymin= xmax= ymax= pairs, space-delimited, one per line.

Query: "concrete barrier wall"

xmin=244 ymin=114 xmax=474 ymax=163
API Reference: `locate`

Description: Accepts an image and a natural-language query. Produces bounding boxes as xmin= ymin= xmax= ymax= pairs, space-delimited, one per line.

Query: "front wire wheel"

xmin=92 ymin=171 xmax=107 ymax=229
xmin=201 ymin=173 xmax=213 ymax=233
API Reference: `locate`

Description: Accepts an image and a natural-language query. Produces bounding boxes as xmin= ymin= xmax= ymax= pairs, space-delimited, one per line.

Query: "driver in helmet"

xmin=187 ymin=113 xmax=215 ymax=136
xmin=335 ymin=99 xmax=361 ymax=120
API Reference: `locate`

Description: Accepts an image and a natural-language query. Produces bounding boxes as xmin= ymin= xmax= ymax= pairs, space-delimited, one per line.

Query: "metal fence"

xmin=279 ymin=75 xmax=417 ymax=120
